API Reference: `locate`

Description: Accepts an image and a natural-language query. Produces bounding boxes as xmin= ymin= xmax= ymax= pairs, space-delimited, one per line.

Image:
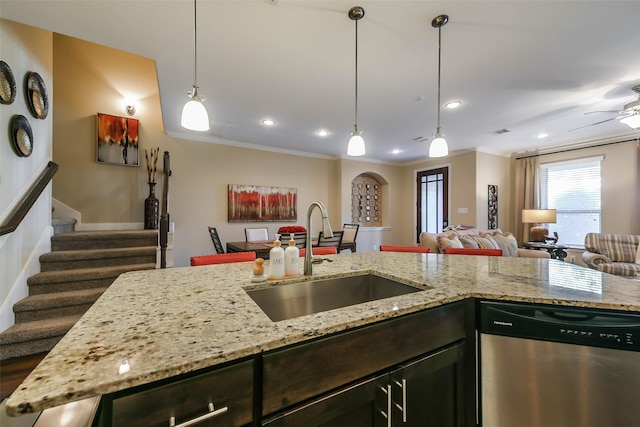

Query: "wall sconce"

xmin=124 ymin=98 xmax=137 ymax=116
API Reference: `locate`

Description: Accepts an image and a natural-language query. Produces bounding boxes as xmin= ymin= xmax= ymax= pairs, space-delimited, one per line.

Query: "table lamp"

xmin=522 ymin=209 xmax=556 ymax=242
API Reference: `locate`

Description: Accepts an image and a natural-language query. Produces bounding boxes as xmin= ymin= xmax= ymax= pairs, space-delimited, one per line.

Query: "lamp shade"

xmin=428 ymin=135 xmax=448 ymax=157
xmin=347 ymin=132 xmax=365 ymax=156
xmin=522 ymin=209 xmax=556 ymax=224
xmin=181 ymin=98 xmax=209 ymax=131
xmin=620 ymin=114 xmax=640 ymax=129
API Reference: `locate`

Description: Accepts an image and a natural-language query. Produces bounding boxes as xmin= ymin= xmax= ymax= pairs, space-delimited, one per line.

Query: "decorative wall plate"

xmin=26 ymin=71 xmax=48 ymax=119
xmin=0 ymin=61 xmax=17 ymax=105
xmin=11 ymin=115 xmax=33 ymax=157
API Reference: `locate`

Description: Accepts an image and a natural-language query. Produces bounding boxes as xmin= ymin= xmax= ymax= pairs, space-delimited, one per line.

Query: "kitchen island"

xmin=5 ymin=251 xmax=640 ymax=418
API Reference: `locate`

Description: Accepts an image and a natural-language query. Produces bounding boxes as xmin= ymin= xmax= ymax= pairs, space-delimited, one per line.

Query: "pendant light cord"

xmin=354 ymin=17 xmax=359 ymax=133
xmin=192 ymin=0 xmax=198 ymax=93
xmin=436 ymin=23 xmax=442 ymax=133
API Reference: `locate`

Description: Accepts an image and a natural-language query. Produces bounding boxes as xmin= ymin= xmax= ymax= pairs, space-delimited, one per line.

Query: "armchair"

xmin=582 ymin=233 xmax=640 ymax=277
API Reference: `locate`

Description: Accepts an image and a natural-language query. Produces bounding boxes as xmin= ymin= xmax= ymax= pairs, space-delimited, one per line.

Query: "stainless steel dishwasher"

xmin=479 ymin=301 xmax=640 ymax=427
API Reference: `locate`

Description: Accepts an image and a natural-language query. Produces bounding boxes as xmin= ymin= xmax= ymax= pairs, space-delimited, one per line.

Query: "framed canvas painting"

xmin=97 ymin=113 xmax=139 ymax=166
xmin=488 ymin=184 xmax=498 ymax=229
xmin=228 ymin=184 xmax=297 ymax=222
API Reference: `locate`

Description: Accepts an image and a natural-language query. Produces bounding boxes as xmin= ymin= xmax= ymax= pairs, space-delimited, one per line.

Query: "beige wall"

xmin=49 ymin=31 xmax=640 ymax=269
xmin=516 ymin=141 xmax=639 ymax=235
xmin=52 ymin=34 xmax=409 ymax=267
xmin=1 ymin=19 xmax=54 ymax=329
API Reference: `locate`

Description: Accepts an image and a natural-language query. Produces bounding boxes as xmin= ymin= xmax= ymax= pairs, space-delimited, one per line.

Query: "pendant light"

xmin=347 ymin=6 xmax=365 ymax=157
xmin=181 ymin=0 xmax=209 ymax=131
xmin=428 ymin=14 xmax=449 ymax=158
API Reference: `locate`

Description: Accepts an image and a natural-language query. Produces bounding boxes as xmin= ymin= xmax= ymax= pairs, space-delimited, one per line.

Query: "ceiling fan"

xmin=570 ymin=85 xmax=640 ymax=132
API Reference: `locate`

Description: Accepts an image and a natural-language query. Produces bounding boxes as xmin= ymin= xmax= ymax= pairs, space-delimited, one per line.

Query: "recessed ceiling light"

xmin=316 ymin=129 xmax=329 ymax=137
xmin=445 ymin=101 xmax=462 ymax=109
xmin=262 ymin=119 xmax=275 ymax=126
xmin=392 ymin=149 xmax=401 ymax=154
xmin=536 ymin=133 xmax=549 ymax=139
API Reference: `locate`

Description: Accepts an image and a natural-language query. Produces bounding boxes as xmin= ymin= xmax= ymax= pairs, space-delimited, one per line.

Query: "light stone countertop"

xmin=5 ymin=252 xmax=640 ymax=416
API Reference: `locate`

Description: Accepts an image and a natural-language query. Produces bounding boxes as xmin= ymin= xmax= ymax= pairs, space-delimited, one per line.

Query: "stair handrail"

xmin=0 ymin=161 xmax=59 ymax=236
xmin=160 ymin=151 xmax=171 ymax=268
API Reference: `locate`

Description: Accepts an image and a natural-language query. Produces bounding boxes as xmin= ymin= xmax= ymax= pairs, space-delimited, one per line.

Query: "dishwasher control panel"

xmin=480 ymin=301 xmax=640 ymax=352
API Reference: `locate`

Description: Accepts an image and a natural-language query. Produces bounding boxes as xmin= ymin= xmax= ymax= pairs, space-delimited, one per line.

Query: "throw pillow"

xmin=437 ymin=233 xmax=464 ymax=252
xmin=459 ymin=235 xmax=480 ymax=249
xmin=419 ymin=232 xmax=439 ymax=253
xmin=470 ymin=235 xmax=500 ymax=250
xmin=483 ymin=231 xmax=519 ymax=257
xmin=636 ymin=244 xmax=640 ymax=264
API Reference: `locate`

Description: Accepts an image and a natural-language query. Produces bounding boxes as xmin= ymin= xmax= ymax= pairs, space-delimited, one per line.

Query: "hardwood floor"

xmin=0 ymin=353 xmax=46 ymax=400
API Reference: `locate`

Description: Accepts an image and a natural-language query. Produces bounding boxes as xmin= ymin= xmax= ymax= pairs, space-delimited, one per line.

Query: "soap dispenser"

xmin=284 ymin=233 xmax=300 ymax=276
xmin=269 ymin=234 xmax=285 ymax=279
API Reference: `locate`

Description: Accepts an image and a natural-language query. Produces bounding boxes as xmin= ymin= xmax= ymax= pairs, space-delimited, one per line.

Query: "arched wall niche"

xmin=350 ymin=172 xmax=388 ymax=227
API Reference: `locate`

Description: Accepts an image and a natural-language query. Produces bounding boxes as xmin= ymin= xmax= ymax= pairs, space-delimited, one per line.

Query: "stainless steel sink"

xmin=245 ymin=274 xmax=425 ymax=322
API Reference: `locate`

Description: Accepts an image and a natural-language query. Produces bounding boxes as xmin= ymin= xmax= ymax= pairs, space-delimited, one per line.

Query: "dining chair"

xmin=342 ymin=223 xmax=360 ymax=243
xmin=282 ymin=232 xmax=307 ymax=249
xmin=380 ymin=245 xmax=431 ymax=253
xmin=190 ymin=251 xmax=256 ymax=266
xmin=245 ymin=227 xmax=269 ymax=242
xmin=316 ymin=231 xmax=344 ymax=250
xmin=299 ymin=247 xmax=337 ymax=257
xmin=443 ymin=248 xmax=502 ymax=256
xmin=207 ymin=226 xmax=225 ymax=254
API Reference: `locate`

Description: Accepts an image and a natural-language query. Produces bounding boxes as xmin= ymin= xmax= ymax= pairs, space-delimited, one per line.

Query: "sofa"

xmin=582 ymin=233 xmax=640 ymax=277
xmin=419 ymin=228 xmax=550 ymax=258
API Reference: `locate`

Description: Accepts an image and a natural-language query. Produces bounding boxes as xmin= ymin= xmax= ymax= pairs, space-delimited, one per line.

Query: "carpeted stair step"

xmin=13 ymin=288 xmax=108 ymax=323
xmin=40 ymin=246 xmax=157 ymax=272
xmin=27 ymin=263 xmax=157 ymax=295
xmin=52 ymin=218 xmax=77 ymax=235
xmin=51 ymin=230 xmax=158 ymax=251
xmin=0 ymin=315 xmax=82 ymax=360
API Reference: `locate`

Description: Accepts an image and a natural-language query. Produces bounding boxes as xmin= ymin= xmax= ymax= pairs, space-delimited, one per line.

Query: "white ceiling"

xmin=3 ymin=0 xmax=640 ymax=163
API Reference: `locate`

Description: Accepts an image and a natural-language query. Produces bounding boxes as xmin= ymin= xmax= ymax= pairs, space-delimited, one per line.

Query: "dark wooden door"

xmin=416 ymin=167 xmax=449 ymax=242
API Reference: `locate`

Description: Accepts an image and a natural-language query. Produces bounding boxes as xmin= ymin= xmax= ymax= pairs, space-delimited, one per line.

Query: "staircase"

xmin=0 ymin=229 xmax=158 ymax=360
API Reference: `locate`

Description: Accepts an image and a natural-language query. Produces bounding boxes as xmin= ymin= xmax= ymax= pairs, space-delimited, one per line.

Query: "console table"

xmin=522 ymin=242 xmax=568 ymax=261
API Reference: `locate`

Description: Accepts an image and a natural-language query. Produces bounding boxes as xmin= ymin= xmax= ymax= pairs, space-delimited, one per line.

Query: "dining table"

xmin=226 ymin=240 xmax=356 ymax=260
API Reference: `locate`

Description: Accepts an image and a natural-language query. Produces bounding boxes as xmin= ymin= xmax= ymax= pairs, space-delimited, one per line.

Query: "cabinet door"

xmin=390 ymin=342 xmax=466 ymax=427
xmin=109 ymin=360 xmax=253 ymax=427
xmin=262 ymin=374 xmax=389 ymax=427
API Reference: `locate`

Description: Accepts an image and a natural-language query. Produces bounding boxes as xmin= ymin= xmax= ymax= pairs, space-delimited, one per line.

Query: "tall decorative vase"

xmin=144 ymin=182 xmax=159 ymax=229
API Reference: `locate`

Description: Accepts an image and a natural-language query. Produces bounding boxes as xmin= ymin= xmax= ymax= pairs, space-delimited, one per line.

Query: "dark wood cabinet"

xmin=103 ymin=359 xmax=254 ymax=427
xmin=261 ymin=302 xmax=467 ymax=426
xmin=262 ymin=342 xmax=466 ymax=427
xmin=262 ymin=374 xmax=389 ymax=427
xmin=262 ymin=302 xmax=465 ymax=416
xmin=390 ymin=342 xmax=466 ymax=426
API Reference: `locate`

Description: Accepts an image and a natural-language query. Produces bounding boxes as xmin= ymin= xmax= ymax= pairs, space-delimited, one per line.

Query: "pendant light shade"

xmin=347 ymin=6 xmax=365 ymax=157
xmin=428 ymin=14 xmax=449 ymax=158
xmin=347 ymin=131 xmax=365 ymax=156
xmin=429 ymin=132 xmax=448 ymax=157
xmin=181 ymin=0 xmax=209 ymax=131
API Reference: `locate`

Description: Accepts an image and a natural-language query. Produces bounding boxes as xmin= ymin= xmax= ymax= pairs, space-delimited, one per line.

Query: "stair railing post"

xmin=160 ymin=151 xmax=171 ymax=269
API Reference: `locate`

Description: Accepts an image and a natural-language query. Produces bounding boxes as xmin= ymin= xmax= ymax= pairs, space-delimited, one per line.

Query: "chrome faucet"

xmin=304 ymin=201 xmax=333 ymax=276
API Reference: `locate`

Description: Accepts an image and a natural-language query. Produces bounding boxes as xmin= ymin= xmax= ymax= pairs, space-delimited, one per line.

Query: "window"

xmin=539 ymin=157 xmax=602 ymax=247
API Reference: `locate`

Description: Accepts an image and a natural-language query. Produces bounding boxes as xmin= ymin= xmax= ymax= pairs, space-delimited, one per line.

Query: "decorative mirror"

xmin=11 ymin=115 xmax=34 ymax=157
xmin=0 ymin=61 xmax=17 ymax=105
xmin=26 ymin=71 xmax=48 ymax=119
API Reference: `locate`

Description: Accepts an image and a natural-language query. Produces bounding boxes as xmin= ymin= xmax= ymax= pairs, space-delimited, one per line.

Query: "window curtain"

xmin=514 ymin=157 xmax=539 ymax=243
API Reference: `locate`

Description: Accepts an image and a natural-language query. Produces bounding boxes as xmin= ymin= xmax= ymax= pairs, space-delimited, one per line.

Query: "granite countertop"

xmin=6 ymin=252 xmax=640 ymax=415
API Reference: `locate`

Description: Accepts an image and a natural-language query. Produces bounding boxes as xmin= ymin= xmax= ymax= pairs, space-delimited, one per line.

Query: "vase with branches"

xmin=144 ymin=147 xmax=160 ymax=229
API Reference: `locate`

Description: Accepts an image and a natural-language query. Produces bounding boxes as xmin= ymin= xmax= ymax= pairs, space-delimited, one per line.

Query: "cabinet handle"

xmin=378 ymin=384 xmax=392 ymax=427
xmin=169 ymin=402 xmax=228 ymax=427
xmin=394 ymin=379 xmax=407 ymax=423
